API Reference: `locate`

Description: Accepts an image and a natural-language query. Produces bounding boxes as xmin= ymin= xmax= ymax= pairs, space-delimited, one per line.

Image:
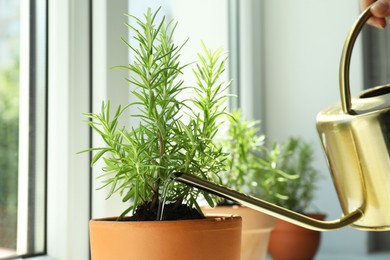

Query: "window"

xmin=0 ymin=0 xmax=47 ymax=258
xmin=0 ymin=0 xmax=20 ymax=256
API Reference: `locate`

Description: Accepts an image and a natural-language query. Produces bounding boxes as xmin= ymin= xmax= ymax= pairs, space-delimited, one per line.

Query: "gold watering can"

xmin=175 ymin=3 xmax=390 ymax=231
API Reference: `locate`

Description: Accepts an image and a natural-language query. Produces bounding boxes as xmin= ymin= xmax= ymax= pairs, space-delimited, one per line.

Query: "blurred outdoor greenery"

xmin=0 ymin=63 xmax=19 ymax=250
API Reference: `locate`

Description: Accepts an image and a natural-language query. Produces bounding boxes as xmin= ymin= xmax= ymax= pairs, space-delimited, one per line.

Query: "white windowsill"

xmin=316 ymin=253 xmax=390 ymax=260
xmin=30 ymin=257 xmax=56 ymax=260
xmin=10 ymin=252 xmax=390 ymax=260
xmin=16 ymin=252 xmax=390 ymax=259
xmin=266 ymin=252 xmax=390 ymax=260
xmin=14 ymin=256 xmax=56 ymax=260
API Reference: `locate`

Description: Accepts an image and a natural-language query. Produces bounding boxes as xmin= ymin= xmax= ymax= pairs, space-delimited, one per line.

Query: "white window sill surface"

xmin=316 ymin=253 xmax=390 ymax=260
xmin=15 ymin=256 xmax=57 ymax=260
xmin=266 ymin=253 xmax=390 ymax=260
xmin=14 ymin=252 xmax=390 ymax=260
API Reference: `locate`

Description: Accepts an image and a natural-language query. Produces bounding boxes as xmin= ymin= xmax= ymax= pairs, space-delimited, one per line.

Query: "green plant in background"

xmin=84 ymin=8 xmax=229 ymax=220
xmin=222 ymin=111 xmax=297 ymax=201
xmin=265 ymin=137 xmax=320 ymax=213
xmin=222 ymin=111 xmax=320 ymax=213
xmin=0 ymin=63 xmax=19 ymax=249
xmin=221 ymin=110 xmax=265 ymax=193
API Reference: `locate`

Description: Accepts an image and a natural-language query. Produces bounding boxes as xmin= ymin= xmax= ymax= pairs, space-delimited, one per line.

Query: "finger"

xmin=371 ymin=0 xmax=390 ymax=17
xmin=361 ymin=0 xmax=388 ymax=28
xmin=360 ymin=0 xmax=376 ymax=11
xmin=367 ymin=16 xmax=387 ymax=28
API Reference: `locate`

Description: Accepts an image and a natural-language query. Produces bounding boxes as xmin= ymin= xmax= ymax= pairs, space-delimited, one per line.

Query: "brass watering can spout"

xmin=176 ymin=2 xmax=390 ymax=232
xmin=174 ymin=172 xmax=364 ymax=231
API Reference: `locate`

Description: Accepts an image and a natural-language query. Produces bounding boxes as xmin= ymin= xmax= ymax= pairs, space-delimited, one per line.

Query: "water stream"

xmin=156 ymin=178 xmax=174 ymax=221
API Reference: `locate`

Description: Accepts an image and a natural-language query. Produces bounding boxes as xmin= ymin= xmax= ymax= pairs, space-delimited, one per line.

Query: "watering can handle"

xmin=340 ymin=3 xmax=376 ymax=114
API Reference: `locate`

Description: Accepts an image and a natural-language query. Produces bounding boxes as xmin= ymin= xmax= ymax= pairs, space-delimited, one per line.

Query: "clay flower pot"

xmin=202 ymin=206 xmax=275 ymax=260
xmin=90 ymin=215 xmax=242 ymax=260
xmin=268 ymin=213 xmax=326 ymax=260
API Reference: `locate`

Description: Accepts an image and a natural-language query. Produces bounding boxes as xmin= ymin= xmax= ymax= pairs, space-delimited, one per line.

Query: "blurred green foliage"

xmin=222 ymin=110 xmax=320 ymax=214
xmin=0 ymin=63 xmax=19 ymax=249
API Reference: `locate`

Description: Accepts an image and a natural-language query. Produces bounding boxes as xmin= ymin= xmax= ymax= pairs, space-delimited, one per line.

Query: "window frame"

xmin=43 ymin=0 xmax=130 ymax=259
xmin=0 ymin=0 xmax=47 ymax=258
xmin=16 ymin=0 xmax=47 ymax=256
xmin=19 ymin=0 xmax=127 ymax=258
xmin=44 ymin=0 xmax=91 ymax=259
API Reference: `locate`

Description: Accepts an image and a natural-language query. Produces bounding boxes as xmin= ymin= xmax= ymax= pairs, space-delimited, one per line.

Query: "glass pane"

xmin=0 ymin=0 xmax=20 ymax=257
xmin=0 ymin=0 xmax=46 ymax=258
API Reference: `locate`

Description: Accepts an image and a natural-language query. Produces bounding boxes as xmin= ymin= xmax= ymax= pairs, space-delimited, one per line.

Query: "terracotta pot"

xmin=202 ymin=206 xmax=275 ymax=260
xmin=90 ymin=215 xmax=242 ymax=260
xmin=268 ymin=213 xmax=326 ymax=260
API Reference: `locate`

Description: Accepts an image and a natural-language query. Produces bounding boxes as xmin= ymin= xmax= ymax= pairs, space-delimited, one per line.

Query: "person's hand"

xmin=361 ymin=0 xmax=390 ymax=28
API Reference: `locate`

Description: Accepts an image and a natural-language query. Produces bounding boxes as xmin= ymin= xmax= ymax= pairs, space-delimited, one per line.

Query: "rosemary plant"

xmin=84 ymin=8 xmax=229 ymax=220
